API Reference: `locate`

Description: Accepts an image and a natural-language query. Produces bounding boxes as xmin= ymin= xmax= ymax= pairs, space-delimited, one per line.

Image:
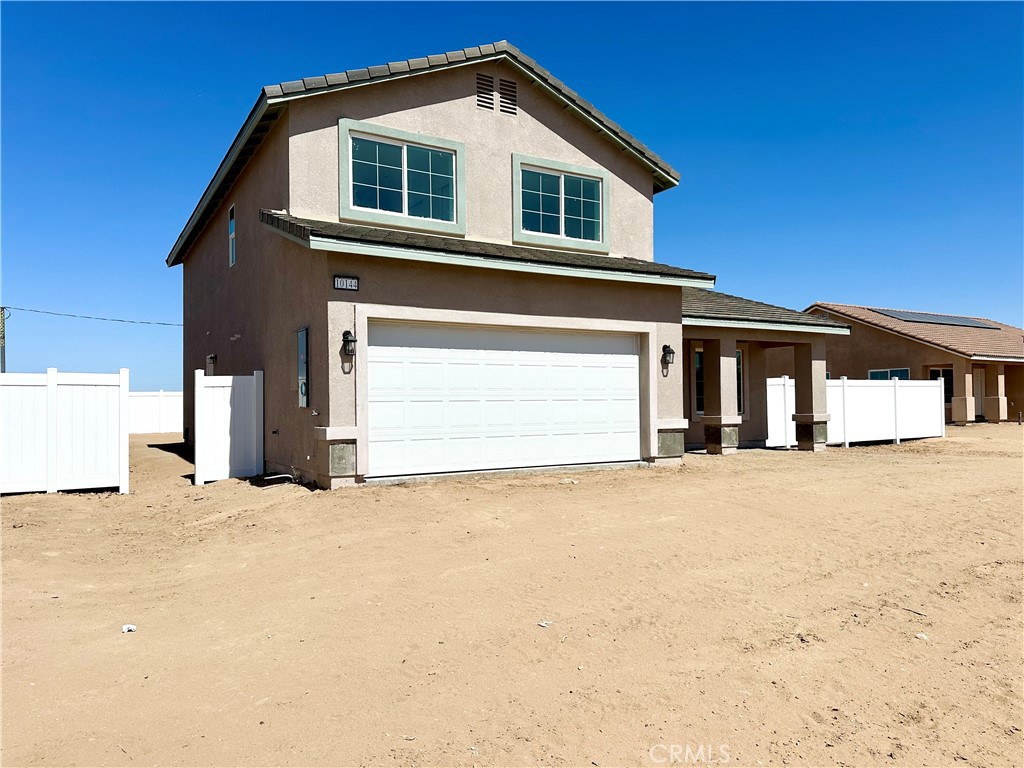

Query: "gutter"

xmin=682 ymin=316 xmax=850 ymax=335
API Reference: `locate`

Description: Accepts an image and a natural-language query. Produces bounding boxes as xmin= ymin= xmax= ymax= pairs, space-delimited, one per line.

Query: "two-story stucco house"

xmin=167 ymin=41 xmax=846 ymax=487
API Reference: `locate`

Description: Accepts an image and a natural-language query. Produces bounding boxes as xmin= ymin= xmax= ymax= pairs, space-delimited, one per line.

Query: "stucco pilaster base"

xmin=951 ymin=396 xmax=975 ymax=425
xmin=983 ymin=396 xmax=1008 ymax=423
xmin=793 ymin=413 xmax=828 ymax=452
xmin=705 ymin=424 xmax=740 ymax=455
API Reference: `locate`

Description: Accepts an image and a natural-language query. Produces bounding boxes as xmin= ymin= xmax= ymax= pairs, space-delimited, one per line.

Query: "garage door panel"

xmin=408 ymin=362 xmax=444 ymax=391
xmin=367 ymin=323 xmax=641 ymax=477
xmin=448 ymin=399 xmax=482 ymax=428
xmin=408 ymin=400 xmax=445 ymax=429
xmin=447 ymin=363 xmax=481 ymax=391
xmin=368 ymin=400 xmax=406 ymax=430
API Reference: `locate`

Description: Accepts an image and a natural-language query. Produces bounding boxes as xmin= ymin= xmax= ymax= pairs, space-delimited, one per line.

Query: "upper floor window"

xmin=339 ymin=119 xmax=466 ymax=236
xmin=351 ymin=136 xmax=455 ymax=222
xmin=228 ymin=206 xmax=236 ymax=267
xmin=512 ymin=154 xmax=610 ymax=254
xmin=521 ymin=168 xmax=601 ymax=242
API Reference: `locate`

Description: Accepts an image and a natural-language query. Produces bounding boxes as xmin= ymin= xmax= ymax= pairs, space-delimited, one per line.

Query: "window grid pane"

xmin=522 ymin=168 xmax=601 ymax=242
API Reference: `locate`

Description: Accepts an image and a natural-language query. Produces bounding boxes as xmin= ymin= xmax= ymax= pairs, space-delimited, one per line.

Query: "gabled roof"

xmin=167 ymin=41 xmax=680 ymax=267
xmin=681 ymin=287 xmax=849 ymax=333
xmin=811 ymin=303 xmax=1024 ymax=361
xmin=261 ymin=210 xmax=715 ymax=287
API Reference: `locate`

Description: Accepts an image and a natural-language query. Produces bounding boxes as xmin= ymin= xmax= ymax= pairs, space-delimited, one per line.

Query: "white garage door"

xmin=367 ymin=322 xmax=641 ymax=477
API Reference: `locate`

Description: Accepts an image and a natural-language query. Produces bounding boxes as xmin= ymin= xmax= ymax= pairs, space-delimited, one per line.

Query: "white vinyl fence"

xmin=129 ymin=390 xmax=183 ymax=434
xmin=194 ymin=369 xmax=264 ymax=485
xmin=767 ymin=376 xmax=945 ymax=448
xmin=0 ymin=368 xmax=129 ymax=494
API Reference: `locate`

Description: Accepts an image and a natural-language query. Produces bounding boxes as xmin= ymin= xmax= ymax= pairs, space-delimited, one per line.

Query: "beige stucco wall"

xmin=764 ymin=314 xmax=965 ymax=380
xmin=285 ymin=60 xmax=656 ymax=260
xmin=181 ymin=111 xmax=291 ymax=449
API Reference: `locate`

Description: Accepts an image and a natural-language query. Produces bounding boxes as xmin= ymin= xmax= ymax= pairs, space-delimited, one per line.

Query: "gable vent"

xmin=476 ymin=73 xmax=495 ymax=110
xmin=498 ymin=78 xmax=518 ymax=115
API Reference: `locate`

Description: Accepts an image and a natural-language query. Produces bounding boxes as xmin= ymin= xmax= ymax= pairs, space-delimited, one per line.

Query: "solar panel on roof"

xmin=873 ymin=308 xmax=999 ymax=329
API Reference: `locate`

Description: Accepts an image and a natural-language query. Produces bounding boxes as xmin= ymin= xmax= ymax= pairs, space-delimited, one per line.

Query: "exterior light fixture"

xmin=342 ymin=330 xmax=358 ymax=357
xmin=661 ymin=344 xmax=676 ymax=366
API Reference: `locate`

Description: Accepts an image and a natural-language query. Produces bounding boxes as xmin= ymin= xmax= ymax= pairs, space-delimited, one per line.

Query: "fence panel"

xmin=0 ymin=368 xmax=129 ymax=494
xmin=129 ymin=390 xmax=184 ymax=434
xmin=194 ymin=369 xmax=263 ymax=485
xmin=766 ymin=376 xmax=945 ymax=448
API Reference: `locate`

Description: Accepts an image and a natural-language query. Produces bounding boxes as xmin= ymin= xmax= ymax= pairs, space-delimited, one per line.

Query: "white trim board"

xmin=682 ymin=316 xmax=850 ymax=335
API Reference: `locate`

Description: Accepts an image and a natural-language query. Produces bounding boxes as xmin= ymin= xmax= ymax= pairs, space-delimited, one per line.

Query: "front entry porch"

xmin=679 ymin=287 xmax=850 ymax=454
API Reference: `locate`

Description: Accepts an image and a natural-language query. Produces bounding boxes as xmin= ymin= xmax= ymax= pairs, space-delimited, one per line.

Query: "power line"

xmin=3 ymin=306 xmax=182 ymax=327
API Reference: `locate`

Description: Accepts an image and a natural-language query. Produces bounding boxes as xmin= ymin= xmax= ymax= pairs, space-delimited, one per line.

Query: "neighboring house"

xmin=166 ymin=41 xmax=846 ymax=487
xmin=767 ymin=303 xmax=1024 ymax=424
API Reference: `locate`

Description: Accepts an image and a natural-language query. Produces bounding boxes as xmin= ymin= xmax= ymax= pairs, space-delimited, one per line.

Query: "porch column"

xmin=983 ymin=363 xmax=1007 ymax=422
xmin=703 ymin=336 xmax=741 ymax=455
xmin=951 ymin=357 xmax=974 ymax=425
xmin=742 ymin=344 xmax=769 ymax=448
xmin=792 ymin=340 xmax=829 ymax=452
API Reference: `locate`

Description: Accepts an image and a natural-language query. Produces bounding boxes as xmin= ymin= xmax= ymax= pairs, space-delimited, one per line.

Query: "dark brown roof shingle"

xmin=681 ymin=287 xmax=847 ymax=329
xmin=261 ymin=210 xmax=714 ymax=283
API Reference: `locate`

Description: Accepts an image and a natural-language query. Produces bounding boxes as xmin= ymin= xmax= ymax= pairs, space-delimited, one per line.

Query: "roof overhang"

xmin=969 ymin=355 xmax=1024 ymax=363
xmin=266 ymin=222 xmax=713 ymax=288
xmin=681 ymin=316 xmax=851 ymax=335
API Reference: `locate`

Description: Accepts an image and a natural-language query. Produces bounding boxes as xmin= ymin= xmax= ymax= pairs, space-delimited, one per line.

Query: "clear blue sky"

xmin=2 ymin=2 xmax=1021 ymax=390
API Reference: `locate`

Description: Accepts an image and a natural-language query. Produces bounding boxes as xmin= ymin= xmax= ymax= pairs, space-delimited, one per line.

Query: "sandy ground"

xmin=2 ymin=425 xmax=1022 ymax=768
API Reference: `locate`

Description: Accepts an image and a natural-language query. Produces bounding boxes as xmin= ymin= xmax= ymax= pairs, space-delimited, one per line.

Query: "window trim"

xmin=868 ymin=368 xmax=910 ymax=381
xmin=929 ymin=367 xmax=954 ymax=405
xmin=512 ymin=153 xmax=611 ymax=254
xmin=339 ymin=118 xmax=466 ymax=236
xmin=227 ymin=205 xmax=236 ymax=267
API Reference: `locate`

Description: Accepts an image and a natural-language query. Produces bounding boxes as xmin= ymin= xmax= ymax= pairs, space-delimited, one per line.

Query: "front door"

xmin=972 ymin=366 xmax=986 ymax=419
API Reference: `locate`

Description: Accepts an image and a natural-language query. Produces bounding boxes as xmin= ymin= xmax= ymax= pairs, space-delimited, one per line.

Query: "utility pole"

xmin=0 ymin=307 xmax=7 ymax=373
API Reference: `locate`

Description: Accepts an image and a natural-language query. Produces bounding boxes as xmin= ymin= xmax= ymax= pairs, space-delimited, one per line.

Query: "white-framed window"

xmin=338 ymin=119 xmax=466 ymax=236
xmin=227 ymin=205 xmax=236 ymax=267
xmin=869 ymin=368 xmax=910 ymax=381
xmin=520 ymin=166 xmax=602 ymax=242
xmin=350 ymin=134 xmax=456 ymax=223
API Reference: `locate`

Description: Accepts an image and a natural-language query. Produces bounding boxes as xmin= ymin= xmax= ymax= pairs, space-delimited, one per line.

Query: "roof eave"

xmin=166 ymin=93 xmax=271 ymax=267
xmin=681 ymin=315 xmax=850 ymax=335
xmin=262 ymin=219 xmax=714 ymax=289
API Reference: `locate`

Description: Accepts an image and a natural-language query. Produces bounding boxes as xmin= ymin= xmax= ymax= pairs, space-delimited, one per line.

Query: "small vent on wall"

xmin=476 ymin=73 xmax=495 ymax=110
xmin=498 ymin=78 xmax=518 ymax=115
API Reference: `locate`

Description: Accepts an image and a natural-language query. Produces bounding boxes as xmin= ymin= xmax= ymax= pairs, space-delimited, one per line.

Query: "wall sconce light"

xmin=661 ymin=344 xmax=676 ymax=366
xmin=341 ymin=330 xmax=358 ymax=357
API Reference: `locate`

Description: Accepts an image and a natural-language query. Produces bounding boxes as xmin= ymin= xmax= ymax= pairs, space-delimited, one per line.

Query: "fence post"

xmin=252 ymin=370 xmax=264 ymax=477
xmin=892 ymin=376 xmax=900 ymax=445
xmin=45 ymin=368 xmax=58 ymax=493
xmin=194 ymin=369 xmax=205 ymax=486
xmin=157 ymin=389 xmax=164 ymax=433
xmin=781 ymin=375 xmax=791 ymax=447
xmin=118 ymin=368 xmax=130 ymax=494
xmin=841 ymin=376 xmax=850 ymax=448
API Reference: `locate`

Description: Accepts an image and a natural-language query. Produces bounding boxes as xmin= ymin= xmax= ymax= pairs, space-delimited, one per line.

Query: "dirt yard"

xmin=2 ymin=425 xmax=1022 ymax=767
